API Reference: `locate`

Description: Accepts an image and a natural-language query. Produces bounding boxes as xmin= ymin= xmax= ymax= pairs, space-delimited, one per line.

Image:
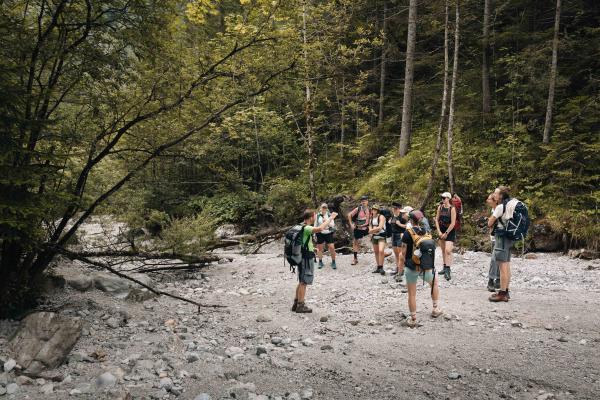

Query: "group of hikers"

xmin=285 ymin=186 xmax=528 ymax=327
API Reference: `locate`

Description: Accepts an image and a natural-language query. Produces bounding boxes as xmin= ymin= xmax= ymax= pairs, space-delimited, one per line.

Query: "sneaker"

xmin=395 ymin=273 xmax=404 ymax=283
xmin=431 ymin=308 xmax=443 ymax=318
xmin=489 ymin=290 xmax=509 ymax=302
xmin=331 ymin=261 xmax=337 ymax=270
xmin=401 ymin=317 xmax=417 ymax=328
xmin=291 ymin=299 xmax=298 ymax=312
xmin=372 ymin=267 xmax=382 ymax=274
xmin=389 ymin=270 xmax=398 ymax=275
xmin=318 ymin=260 xmax=324 ymax=269
xmin=295 ymin=302 xmax=313 ymax=313
xmin=443 ymin=267 xmax=451 ymax=281
xmin=487 ymin=279 xmax=496 ymax=292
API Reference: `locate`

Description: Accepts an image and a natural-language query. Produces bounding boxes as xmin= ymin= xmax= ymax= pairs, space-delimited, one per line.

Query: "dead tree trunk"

xmin=378 ymin=1 xmax=387 ymax=127
xmin=482 ymin=0 xmax=492 ymax=119
xmin=421 ymin=0 xmax=450 ymax=210
xmin=447 ymin=0 xmax=460 ymax=195
xmin=398 ymin=0 xmax=418 ymax=156
xmin=302 ymin=1 xmax=318 ymax=206
xmin=542 ymin=0 xmax=561 ymax=144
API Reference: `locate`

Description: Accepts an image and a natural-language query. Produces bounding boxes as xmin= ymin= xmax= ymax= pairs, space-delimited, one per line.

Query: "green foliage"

xmin=264 ymin=178 xmax=310 ymax=226
xmin=159 ymin=213 xmax=216 ymax=255
xmin=145 ymin=210 xmax=171 ymax=237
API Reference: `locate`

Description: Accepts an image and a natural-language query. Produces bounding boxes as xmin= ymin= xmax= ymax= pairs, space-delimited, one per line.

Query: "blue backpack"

xmin=496 ymin=199 xmax=530 ymax=241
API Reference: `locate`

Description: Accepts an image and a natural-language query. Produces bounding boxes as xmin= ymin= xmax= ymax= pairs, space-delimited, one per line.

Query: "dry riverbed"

xmin=1 ymin=242 xmax=600 ymax=400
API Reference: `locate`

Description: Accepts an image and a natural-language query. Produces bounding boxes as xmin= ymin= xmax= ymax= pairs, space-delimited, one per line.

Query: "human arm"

xmin=347 ymin=208 xmax=357 ymax=231
xmin=435 ymin=206 xmax=442 ymax=236
xmin=488 ymin=204 xmax=503 ymax=228
xmin=313 ymin=212 xmax=338 ymax=233
xmin=369 ymin=215 xmax=385 ymax=234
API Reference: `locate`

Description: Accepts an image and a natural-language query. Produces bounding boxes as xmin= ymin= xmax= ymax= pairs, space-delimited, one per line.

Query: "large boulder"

xmin=530 ymin=222 xmax=563 ymax=252
xmin=93 ymin=272 xmax=153 ymax=299
xmin=215 ymin=224 xmax=240 ymax=239
xmin=9 ymin=312 xmax=82 ymax=375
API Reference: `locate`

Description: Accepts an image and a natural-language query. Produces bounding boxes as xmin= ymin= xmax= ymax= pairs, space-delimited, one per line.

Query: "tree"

xmin=398 ymin=0 xmax=417 ymax=157
xmin=302 ymin=0 xmax=318 ymax=207
xmin=447 ymin=0 xmax=460 ymax=195
xmin=482 ymin=0 xmax=493 ymax=119
xmin=378 ymin=1 xmax=387 ymax=127
xmin=421 ymin=0 xmax=450 ymax=209
xmin=542 ymin=0 xmax=561 ymax=144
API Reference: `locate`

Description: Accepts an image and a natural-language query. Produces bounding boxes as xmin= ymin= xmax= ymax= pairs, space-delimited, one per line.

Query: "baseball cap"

xmin=409 ymin=210 xmax=424 ymax=222
xmin=371 ymin=204 xmax=381 ymax=211
xmin=441 ymin=192 xmax=452 ymax=199
xmin=391 ymin=201 xmax=402 ymax=208
xmin=320 ymin=203 xmax=328 ymax=209
xmin=400 ymin=206 xmax=413 ymax=213
xmin=360 ymin=195 xmax=369 ymax=201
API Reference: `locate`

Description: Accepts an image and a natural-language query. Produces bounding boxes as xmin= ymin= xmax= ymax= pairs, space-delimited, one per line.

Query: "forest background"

xmin=1 ymin=0 xmax=599 ymax=316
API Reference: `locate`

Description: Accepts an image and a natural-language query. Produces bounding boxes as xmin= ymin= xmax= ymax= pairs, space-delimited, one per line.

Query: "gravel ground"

xmin=1 ymin=240 xmax=599 ymax=400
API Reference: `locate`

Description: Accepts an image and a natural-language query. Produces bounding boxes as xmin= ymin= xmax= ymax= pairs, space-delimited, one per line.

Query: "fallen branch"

xmin=57 ymin=248 xmax=225 ymax=311
xmin=73 ymin=250 xmax=219 ymax=264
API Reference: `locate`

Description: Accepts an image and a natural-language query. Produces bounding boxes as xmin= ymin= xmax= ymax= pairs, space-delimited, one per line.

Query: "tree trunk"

xmin=482 ymin=0 xmax=492 ymax=119
xmin=341 ymin=77 xmax=345 ymax=157
xmin=378 ymin=1 xmax=387 ymax=127
xmin=398 ymin=0 xmax=418 ymax=157
xmin=421 ymin=0 xmax=450 ymax=210
xmin=542 ymin=0 xmax=561 ymax=144
xmin=447 ymin=1 xmax=460 ymax=195
xmin=302 ymin=0 xmax=318 ymax=206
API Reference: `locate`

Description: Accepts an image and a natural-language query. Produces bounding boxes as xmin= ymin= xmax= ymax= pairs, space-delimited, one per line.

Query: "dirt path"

xmin=2 ymin=247 xmax=599 ymax=400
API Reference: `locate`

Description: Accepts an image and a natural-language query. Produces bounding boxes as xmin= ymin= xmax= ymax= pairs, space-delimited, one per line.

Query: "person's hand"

xmin=331 ymin=212 xmax=338 ymax=219
xmin=441 ymin=232 xmax=447 ymax=240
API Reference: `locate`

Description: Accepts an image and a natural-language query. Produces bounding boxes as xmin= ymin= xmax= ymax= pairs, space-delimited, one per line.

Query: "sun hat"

xmin=371 ymin=204 xmax=381 ymax=211
xmin=320 ymin=203 xmax=328 ymax=209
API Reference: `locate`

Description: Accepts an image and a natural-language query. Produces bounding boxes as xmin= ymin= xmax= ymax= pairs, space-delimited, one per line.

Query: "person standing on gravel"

xmin=348 ymin=195 xmax=371 ymax=265
xmin=487 ymin=186 xmax=516 ymax=302
xmin=315 ymin=203 xmax=337 ymax=270
xmin=399 ymin=210 xmax=443 ymax=327
xmin=486 ymin=192 xmax=500 ymax=292
xmin=390 ymin=202 xmax=408 ymax=281
xmin=368 ymin=204 xmax=387 ymax=275
xmin=435 ymin=192 xmax=457 ymax=281
xmin=293 ymin=209 xmax=338 ymax=313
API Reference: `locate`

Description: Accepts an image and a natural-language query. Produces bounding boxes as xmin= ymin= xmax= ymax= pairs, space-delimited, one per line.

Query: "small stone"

xmin=348 ymin=320 xmax=360 ymax=326
xmin=3 ymin=359 xmax=16 ymax=373
xmin=367 ymin=320 xmax=378 ymax=326
xmin=256 ymin=314 xmax=272 ymax=323
xmin=6 ymin=383 xmax=18 ymax=395
xmin=447 ymin=372 xmax=461 ymax=380
xmin=544 ymin=324 xmax=553 ymax=331
xmin=225 ymin=347 xmax=244 ymax=357
xmin=385 ymin=324 xmax=394 ymax=331
xmin=16 ymin=375 xmax=33 ymax=385
xmin=381 ymin=278 xmax=388 ymax=284
xmin=288 ymin=393 xmax=301 ymax=400
xmin=159 ymin=377 xmax=173 ymax=390
xmin=271 ymin=337 xmax=283 ymax=345
xmin=320 ymin=344 xmax=333 ymax=351
xmin=320 ymin=316 xmax=328 ymax=323
xmin=40 ymin=383 xmax=54 ymax=394
xmin=244 ymin=331 xmax=257 ymax=339
xmin=578 ymin=339 xmax=587 ymax=345
xmin=511 ymin=320 xmax=523 ymax=328
xmin=525 ymin=253 xmax=538 ymax=259
xmin=558 ymin=337 xmax=568 ymax=343
xmin=106 ymin=317 xmax=120 ymax=329
xmin=186 ymin=352 xmax=200 ymax=363
xmin=302 ymin=338 xmax=315 ymax=347
xmin=256 ymin=346 xmax=267 ymax=356
xmin=194 ymin=394 xmax=211 ymax=400
xmin=468 ymin=321 xmax=476 ymax=326
xmin=96 ymin=372 xmax=117 ymax=388
xmin=301 ymin=388 xmax=314 ymax=399
xmin=0 ymin=387 xmax=6 ymax=396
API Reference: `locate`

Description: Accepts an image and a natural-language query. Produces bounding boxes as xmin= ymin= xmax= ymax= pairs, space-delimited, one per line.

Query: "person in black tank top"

xmin=435 ymin=192 xmax=457 ymax=281
xmin=390 ymin=202 xmax=408 ymax=281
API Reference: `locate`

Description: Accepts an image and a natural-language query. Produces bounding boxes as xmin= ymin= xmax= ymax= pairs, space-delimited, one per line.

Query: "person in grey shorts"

xmin=486 ymin=192 xmax=500 ymax=291
xmin=487 ymin=186 xmax=516 ymax=302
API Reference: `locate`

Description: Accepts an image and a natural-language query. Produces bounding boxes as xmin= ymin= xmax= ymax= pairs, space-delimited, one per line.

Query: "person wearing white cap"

xmin=314 ymin=203 xmax=337 ymax=270
xmin=435 ymin=192 xmax=457 ymax=281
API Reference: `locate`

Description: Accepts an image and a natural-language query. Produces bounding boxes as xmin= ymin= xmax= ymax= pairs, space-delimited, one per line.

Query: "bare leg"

xmin=372 ymin=243 xmax=379 ymax=266
xmin=407 ymin=283 xmax=417 ymax=319
xmin=499 ymin=261 xmax=511 ymax=290
xmin=327 ymin=243 xmax=336 ymax=261
xmin=444 ymin=241 xmax=454 ymax=267
xmin=297 ymin=283 xmax=307 ymax=302
xmin=393 ymin=247 xmax=402 ymax=273
xmin=439 ymin=240 xmax=447 ymax=266
xmin=377 ymin=240 xmax=386 ymax=266
xmin=316 ymin=243 xmax=324 ymax=262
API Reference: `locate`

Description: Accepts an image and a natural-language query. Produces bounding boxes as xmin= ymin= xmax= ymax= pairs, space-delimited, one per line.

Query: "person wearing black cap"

xmin=389 ymin=202 xmax=408 ymax=281
xmin=347 ymin=195 xmax=371 ymax=265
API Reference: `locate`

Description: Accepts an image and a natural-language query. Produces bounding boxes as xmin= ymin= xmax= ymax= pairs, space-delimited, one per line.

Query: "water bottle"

xmin=414 ymin=249 xmax=422 ymax=258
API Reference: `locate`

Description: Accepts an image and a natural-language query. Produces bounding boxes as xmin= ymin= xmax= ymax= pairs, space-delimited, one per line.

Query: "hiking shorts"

xmin=405 ymin=267 xmax=434 ymax=285
xmin=353 ymin=228 xmax=369 ymax=240
xmin=298 ymin=254 xmax=315 ymax=285
xmin=494 ymin=235 xmax=513 ymax=262
xmin=372 ymin=235 xmax=387 ymax=245
xmin=440 ymin=228 xmax=456 ymax=242
xmin=316 ymin=232 xmax=334 ymax=245
xmin=392 ymin=232 xmax=403 ymax=247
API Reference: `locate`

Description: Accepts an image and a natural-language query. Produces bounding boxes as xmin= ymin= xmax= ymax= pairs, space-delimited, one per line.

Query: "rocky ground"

xmin=1 ymin=234 xmax=600 ymax=400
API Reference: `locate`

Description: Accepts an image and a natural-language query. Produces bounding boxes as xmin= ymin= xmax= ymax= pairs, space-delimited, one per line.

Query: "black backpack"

xmin=496 ymin=199 xmax=530 ymax=241
xmin=379 ymin=208 xmax=393 ymax=238
xmin=284 ymin=224 xmax=310 ymax=272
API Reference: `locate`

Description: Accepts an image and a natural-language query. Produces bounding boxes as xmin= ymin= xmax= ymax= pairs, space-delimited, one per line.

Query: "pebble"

xmin=159 ymin=377 xmax=173 ymax=391
xmin=256 ymin=314 xmax=272 ymax=323
xmin=0 ymin=386 xmax=6 ymax=396
xmin=3 ymin=359 xmax=16 ymax=373
xmin=6 ymin=383 xmax=18 ymax=395
xmin=468 ymin=321 xmax=476 ymax=326
xmin=544 ymin=324 xmax=554 ymax=331
xmin=40 ymin=383 xmax=54 ymax=394
xmin=15 ymin=375 xmax=33 ymax=385
xmin=301 ymin=388 xmax=314 ymax=399
xmin=348 ymin=320 xmax=360 ymax=326
xmin=96 ymin=372 xmax=117 ymax=388
xmin=186 ymin=352 xmax=200 ymax=363
xmin=225 ymin=347 xmax=244 ymax=357
xmin=302 ymin=338 xmax=315 ymax=347
xmin=194 ymin=394 xmax=211 ymax=400
xmin=579 ymin=339 xmax=587 ymax=345
xmin=558 ymin=337 xmax=568 ymax=343
xmin=271 ymin=337 xmax=283 ymax=345
xmin=244 ymin=331 xmax=257 ymax=339
xmin=288 ymin=393 xmax=301 ymax=400
xmin=511 ymin=320 xmax=523 ymax=328
xmin=320 ymin=344 xmax=333 ymax=351
xmin=106 ymin=317 xmax=120 ymax=329
xmin=320 ymin=316 xmax=328 ymax=322
xmin=256 ymin=345 xmax=268 ymax=356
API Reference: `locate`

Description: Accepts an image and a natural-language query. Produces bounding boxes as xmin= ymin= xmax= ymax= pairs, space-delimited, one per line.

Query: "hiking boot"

xmin=295 ymin=302 xmax=312 ymax=313
xmin=443 ymin=267 xmax=451 ymax=281
xmin=331 ymin=260 xmax=337 ymax=270
xmin=372 ymin=266 xmax=385 ymax=275
xmin=401 ymin=317 xmax=417 ymax=328
xmin=487 ymin=279 xmax=496 ymax=292
xmin=489 ymin=290 xmax=509 ymax=302
xmin=431 ymin=308 xmax=443 ymax=318
xmin=351 ymin=258 xmax=358 ymax=266
xmin=389 ymin=270 xmax=398 ymax=275
xmin=395 ymin=273 xmax=404 ymax=283
xmin=318 ymin=260 xmax=324 ymax=269
xmin=291 ymin=299 xmax=298 ymax=312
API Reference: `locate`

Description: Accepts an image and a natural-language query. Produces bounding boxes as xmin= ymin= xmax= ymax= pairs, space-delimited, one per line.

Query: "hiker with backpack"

xmin=486 ymin=191 xmax=500 ymax=292
xmin=286 ymin=209 xmax=338 ymax=313
xmin=435 ymin=192 xmax=457 ymax=281
xmin=399 ymin=210 xmax=443 ymax=327
xmin=487 ymin=186 xmax=530 ymax=302
xmin=368 ymin=204 xmax=388 ymax=275
xmin=348 ymin=195 xmax=371 ymax=265
xmin=315 ymin=203 xmax=337 ymax=270
xmin=390 ymin=202 xmax=408 ymax=281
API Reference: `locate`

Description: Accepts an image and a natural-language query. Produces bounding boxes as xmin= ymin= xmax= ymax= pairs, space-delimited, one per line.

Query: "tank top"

xmin=438 ymin=205 xmax=453 ymax=230
xmin=390 ymin=214 xmax=406 ymax=234
xmin=371 ymin=215 xmax=385 ymax=234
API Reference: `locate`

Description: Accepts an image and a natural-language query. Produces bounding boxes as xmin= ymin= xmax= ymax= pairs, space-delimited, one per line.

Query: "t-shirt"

xmin=493 ymin=199 xmax=519 ymax=227
xmin=401 ymin=230 xmax=415 ymax=270
xmin=314 ymin=212 xmax=334 ymax=234
xmin=390 ymin=214 xmax=407 ymax=234
xmin=302 ymin=225 xmax=315 ymax=252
